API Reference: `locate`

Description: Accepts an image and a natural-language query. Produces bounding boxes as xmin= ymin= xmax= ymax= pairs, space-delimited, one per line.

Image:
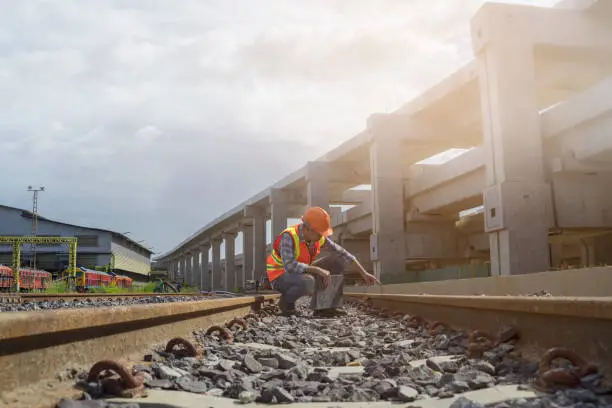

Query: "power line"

xmin=27 ymin=186 xmax=45 ymax=268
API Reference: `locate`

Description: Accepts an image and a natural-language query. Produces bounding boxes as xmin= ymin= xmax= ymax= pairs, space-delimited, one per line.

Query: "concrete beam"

xmin=542 ymin=77 xmax=612 ymax=138
xmin=406 ymin=147 xmax=485 ymax=197
xmin=326 ymin=162 xmax=370 ymax=185
xmin=329 ymin=189 xmax=371 ymax=205
xmin=571 ymin=113 xmax=612 ymax=162
xmin=368 ymin=111 xmax=481 ymax=148
xmin=409 ymin=170 xmax=485 ymax=216
xmin=472 ymin=3 xmax=612 ymax=54
xmin=396 ymin=60 xmax=479 ymax=117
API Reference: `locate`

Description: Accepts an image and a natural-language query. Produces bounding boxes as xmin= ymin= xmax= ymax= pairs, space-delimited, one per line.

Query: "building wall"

xmin=111 ymin=239 xmax=151 ymax=276
xmin=0 ymin=206 xmax=113 ymax=271
xmin=0 ymin=206 xmax=151 ymax=277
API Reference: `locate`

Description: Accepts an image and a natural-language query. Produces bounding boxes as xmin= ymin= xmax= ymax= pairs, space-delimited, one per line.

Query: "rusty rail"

xmin=0 ymin=292 xmax=211 ymax=304
xmin=0 ymin=294 xmax=279 ymax=402
xmin=345 ymin=293 xmax=612 ymax=381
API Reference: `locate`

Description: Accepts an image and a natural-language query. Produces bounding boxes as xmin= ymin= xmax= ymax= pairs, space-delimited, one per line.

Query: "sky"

xmin=0 ymin=0 xmax=558 ymax=256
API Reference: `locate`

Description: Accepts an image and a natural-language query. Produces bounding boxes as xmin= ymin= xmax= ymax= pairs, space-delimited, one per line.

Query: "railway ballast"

xmin=55 ymin=299 xmax=611 ymax=408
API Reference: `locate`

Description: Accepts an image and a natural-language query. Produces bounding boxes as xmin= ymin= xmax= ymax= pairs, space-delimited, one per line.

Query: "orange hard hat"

xmin=302 ymin=206 xmax=333 ymax=237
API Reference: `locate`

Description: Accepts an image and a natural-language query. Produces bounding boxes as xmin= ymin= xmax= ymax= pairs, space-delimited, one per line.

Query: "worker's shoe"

xmin=281 ymin=310 xmax=302 ymax=317
xmin=313 ymin=308 xmax=347 ymax=318
xmin=280 ymin=302 xmax=301 ymax=317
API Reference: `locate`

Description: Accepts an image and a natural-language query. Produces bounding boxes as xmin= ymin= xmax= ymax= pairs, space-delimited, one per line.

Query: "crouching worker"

xmin=266 ymin=206 xmax=379 ymax=317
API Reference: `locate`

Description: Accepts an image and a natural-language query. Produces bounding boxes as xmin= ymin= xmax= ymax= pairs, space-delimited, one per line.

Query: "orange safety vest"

xmin=266 ymin=224 xmax=325 ymax=282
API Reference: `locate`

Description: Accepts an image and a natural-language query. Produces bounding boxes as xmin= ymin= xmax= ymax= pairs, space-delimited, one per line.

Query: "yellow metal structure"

xmin=0 ymin=236 xmax=78 ymax=292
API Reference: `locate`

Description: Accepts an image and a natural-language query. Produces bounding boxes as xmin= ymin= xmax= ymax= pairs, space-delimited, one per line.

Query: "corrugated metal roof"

xmin=0 ymin=204 xmax=153 ymax=255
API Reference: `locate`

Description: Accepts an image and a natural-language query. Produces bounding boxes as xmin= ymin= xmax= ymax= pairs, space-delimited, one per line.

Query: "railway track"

xmin=0 ymin=292 xmax=254 ymax=312
xmin=0 ymin=292 xmax=238 ymax=303
xmin=1 ymin=293 xmax=611 ymax=408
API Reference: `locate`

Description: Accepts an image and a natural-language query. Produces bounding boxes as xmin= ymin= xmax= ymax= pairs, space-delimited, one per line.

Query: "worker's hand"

xmin=360 ymin=271 xmax=381 ymax=286
xmin=317 ymin=268 xmax=331 ymax=289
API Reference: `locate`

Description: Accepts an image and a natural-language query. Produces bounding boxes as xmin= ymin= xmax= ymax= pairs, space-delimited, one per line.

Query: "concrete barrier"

xmin=346 ymin=266 xmax=612 ymax=297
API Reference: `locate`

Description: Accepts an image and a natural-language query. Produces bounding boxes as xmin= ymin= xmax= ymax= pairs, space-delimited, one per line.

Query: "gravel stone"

xmin=450 ymin=396 xmax=485 ymax=408
xmin=397 ymin=385 xmax=419 ymax=402
xmin=273 ymin=353 xmax=298 ymax=369
xmin=153 ymin=364 xmax=183 ymax=380
xmin=272 ymin=386 xmax=294 ymax=403
xmin=207 ymin=388 xmax=224 ymax=397
xmin=175 ymin=376 xmax=208 ymax=393
xmin=146 ymin=378 xmax=174 ymax=389
xmin=57 ymin=399 xmax=108 ymax=408
xmin=238 ymin=390 xmax=257 ymax=404
xmin=243 ymin=354 xmax=263 ymax=373
xmin=257 ymin=357 xmax=279 ymax=369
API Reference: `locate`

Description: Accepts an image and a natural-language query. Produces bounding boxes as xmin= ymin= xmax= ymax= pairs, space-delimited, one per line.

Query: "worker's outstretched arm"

xmin=323 ymin=237 xmax=380 ymax=285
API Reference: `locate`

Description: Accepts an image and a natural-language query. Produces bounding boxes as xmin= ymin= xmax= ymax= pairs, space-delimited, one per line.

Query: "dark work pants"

xmin=270 ymin=253 xmax=345 ymax=311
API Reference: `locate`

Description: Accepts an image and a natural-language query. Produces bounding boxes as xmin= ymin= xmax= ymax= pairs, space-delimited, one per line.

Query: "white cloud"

xmin=0 ymin=0 xmax=559 ymax=253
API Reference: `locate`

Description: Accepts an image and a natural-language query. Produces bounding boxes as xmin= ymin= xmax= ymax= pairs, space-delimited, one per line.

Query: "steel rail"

xmin=345 ymin=293 xmax=612 ymax=380
xmin=0 ymin=292 xmax=213 ymax=304
xmin=0 ymin=294 xmax=279 ymax=404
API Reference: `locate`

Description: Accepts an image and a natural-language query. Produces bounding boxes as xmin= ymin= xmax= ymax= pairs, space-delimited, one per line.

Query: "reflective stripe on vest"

xmin=266 ymin=224 xmax=325 ymax=282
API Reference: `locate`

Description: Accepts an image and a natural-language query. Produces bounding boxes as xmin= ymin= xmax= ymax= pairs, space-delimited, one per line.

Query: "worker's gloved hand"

xmin=317 ymin=269 xmax=331 ymax=289
xmin=361 ymin=271 xmax=381 ymax=286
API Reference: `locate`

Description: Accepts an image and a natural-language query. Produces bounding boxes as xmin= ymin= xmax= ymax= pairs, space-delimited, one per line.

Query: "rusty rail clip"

xmin=205 ymin=325 xmax=234 ymax=344
xmin=468 ymin=330 xmax=496 ymax=358
xmin=87 ymin=360 xmax=145 ymax=398
xmin=429 ymin=321 xmax=450 ymax=336
xmin=165 ymin=337 xmax=202 ymax=358
xmin=226 ymin=317 xmax=248 ymax=331
xmin=407 ymin=315 xmax=425 ymax=328
xmin=536 ymin=347 xmax=598 ymax=392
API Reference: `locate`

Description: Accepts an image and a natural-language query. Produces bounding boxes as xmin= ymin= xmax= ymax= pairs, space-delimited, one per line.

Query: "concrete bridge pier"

xmin=186 ymin=249 xmax=196 ymax=286
xmin=368 ymin=124 xmax=407 ymax=283
xmin=472 ymin=5 xmax=550 ymax=276
xmin=244 ymin=205 xmax=267 ymax=284
xmin=270 ymin=188 xmax=289 ymax=239
xmin=239 ymin=221 xmax=254 ymax=286
xmin=211 ymin=237 xmax=223 ymax=290
xmin=198 ymin=242 xmax=210 ymax=291
xmin=223 ymin=232 xmax=237 ymax=292
xmin=180 ymin=254 xmax=188 ymax=284
xmin=306 ymin=161 xmax=330 ymax=211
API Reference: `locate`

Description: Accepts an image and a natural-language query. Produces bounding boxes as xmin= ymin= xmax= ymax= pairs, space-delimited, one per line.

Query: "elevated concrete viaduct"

xmin=156 ymin=0 xmax=612 ymax=290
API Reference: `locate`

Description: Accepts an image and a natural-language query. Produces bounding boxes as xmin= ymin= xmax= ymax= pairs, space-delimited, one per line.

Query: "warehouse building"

xmin=0 ymin=204 xmax=153 ymax=280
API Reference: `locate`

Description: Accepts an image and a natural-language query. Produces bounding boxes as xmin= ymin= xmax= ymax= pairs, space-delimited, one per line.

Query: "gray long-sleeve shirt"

xmin=278 ymin=224 xmax=356 ymax=274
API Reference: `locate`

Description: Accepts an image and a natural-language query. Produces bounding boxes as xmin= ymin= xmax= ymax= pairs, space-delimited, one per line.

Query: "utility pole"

xmin=27 ymin=186 xmax=45 ymax=268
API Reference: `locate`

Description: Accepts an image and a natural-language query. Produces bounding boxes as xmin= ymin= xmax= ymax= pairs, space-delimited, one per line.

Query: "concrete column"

xmin=189 ymin=252 xmax=196 ymax=286
xmin=580 ymin=238 xmax=596 ymax=267
xmin=240 ymin=221 xmax=254 ymax=285
xmin=199 ymin=242 xmax=210 ymax=290
xmin=270 ymin=188 xmax=288 ymax=239
xmin=549 ymin=242 xmax=563 ymax=268
xmin=472 ymin=6 xmax=550 ymax=275
xmin=211 ymin=237 xmax=223 ymax=290
xmin=245 ymin=205 xmax=267 ymax=283
xmin=368 ymin=130 xmax=407 ymax=283
xmin=223 ymin=232 xmax=237 ymax=292
xmin=181 ymin=255 xmax=188 ymax=284
xmin=306 ymin=161 xmax=330 ymax=212
xmin=171 ymin=259 xmax=178 ymax=281
xmin=166 ymin=259 xmax=174 ymax=281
